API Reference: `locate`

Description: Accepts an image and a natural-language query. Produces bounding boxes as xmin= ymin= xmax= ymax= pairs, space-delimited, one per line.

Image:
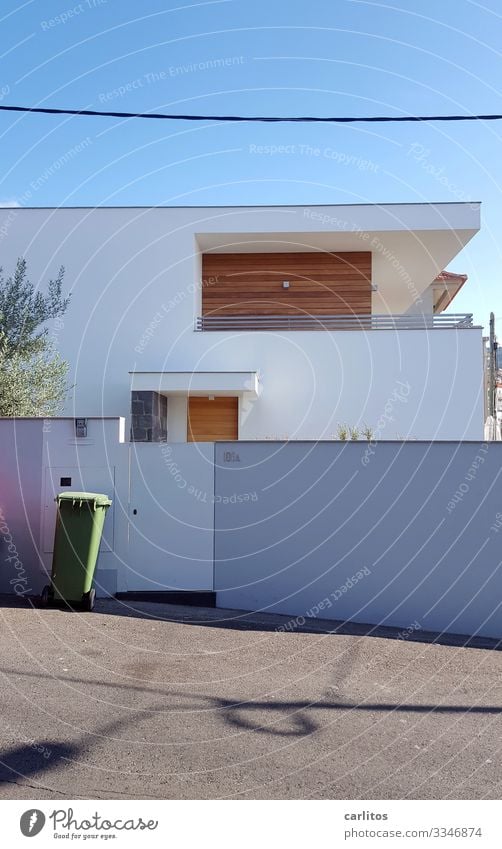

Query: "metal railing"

xmin=195 ymin=313 xmax=475 ymax=331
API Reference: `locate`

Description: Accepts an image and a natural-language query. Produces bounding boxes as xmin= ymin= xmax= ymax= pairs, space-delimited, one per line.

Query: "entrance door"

xmin=128 ymin=443 xmax=214 ymax=590
xmin=187 ymin=396 xmax=238 ymax=442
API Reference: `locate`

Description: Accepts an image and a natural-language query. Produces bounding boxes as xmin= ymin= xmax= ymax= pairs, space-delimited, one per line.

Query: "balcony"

xmin=195 ymin=313 xmax=476 ymax=332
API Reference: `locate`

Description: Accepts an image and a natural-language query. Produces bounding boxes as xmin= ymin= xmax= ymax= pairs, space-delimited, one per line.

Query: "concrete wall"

xmin=0 ymin=204 xmax=483 ymax=441
xmin=214 ymin=441 xmax=502 ymax=639
xmin=0 ymin=418 xmax=128 ymax=597
xmin=0 ymin=420 xmax=44 ymax=595
xmin=3 ymin=418 xmax=502 ymax=640
xmin=39 ymin=417 xmax=129 ymax=597
xmin=0 ymin=418 xmax=213 ymax=597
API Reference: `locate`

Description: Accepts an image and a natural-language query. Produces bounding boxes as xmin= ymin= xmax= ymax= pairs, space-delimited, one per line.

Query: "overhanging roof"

xmin=130 ymin=371 xmax=259 ymax=398
xmin=195 ymin=203 xmax=480 ymax=314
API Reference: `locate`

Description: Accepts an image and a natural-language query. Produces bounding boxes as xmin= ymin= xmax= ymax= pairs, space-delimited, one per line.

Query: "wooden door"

xmin=187 ymin=396 xmax=238 ymax=442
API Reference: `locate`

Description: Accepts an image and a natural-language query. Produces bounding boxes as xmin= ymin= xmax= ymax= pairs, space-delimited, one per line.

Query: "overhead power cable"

xmin=0 ymin=104 xmax=502 ymax=123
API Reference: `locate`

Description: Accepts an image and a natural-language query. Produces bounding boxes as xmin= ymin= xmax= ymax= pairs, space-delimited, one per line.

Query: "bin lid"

xmin=56 ymin=492 xmax=112 ymax=508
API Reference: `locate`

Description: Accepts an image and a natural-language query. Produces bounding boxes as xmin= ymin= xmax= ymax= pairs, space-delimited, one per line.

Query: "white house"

xmin=1 ymin=201 xmax=482 ymax=441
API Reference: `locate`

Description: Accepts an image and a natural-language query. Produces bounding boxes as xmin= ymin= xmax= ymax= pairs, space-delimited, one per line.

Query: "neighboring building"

xmin=1 ymin=202 xmax=482 ymax=440
xmin=431 ymin=270 xmax=468 ymax=313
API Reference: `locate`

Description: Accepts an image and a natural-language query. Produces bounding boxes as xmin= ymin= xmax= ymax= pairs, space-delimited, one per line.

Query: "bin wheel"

xmin=83 ymin=588 xmax=96 ymax=612
xmin=40 ymin=585 xmax=52 ymax=608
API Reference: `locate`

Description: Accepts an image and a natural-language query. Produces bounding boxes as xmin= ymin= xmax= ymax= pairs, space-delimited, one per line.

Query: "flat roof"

xmin=2 ymin=201 xmax=481 ymax=210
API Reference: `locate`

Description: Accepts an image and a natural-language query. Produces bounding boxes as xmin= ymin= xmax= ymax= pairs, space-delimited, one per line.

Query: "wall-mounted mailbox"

xmin=75 ymin=418 xmax=88 ymax=438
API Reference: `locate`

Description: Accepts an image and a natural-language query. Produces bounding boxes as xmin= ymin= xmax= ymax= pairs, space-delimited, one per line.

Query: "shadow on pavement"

xmin=0 ymin=742 xmax=79 ymax=785
xmin=2 ymin=663 xmax=502 ymax=742
xmin=1 ymin=593 xmax=502 ymax=652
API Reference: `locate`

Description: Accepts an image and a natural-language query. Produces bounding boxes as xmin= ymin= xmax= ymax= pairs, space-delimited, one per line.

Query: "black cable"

xmin=0 ymin=104 xmax=502 ymax=123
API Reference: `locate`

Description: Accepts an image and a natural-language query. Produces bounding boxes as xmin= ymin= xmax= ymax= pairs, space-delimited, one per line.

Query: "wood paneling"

xmin=187 ymin=396 xmax=238 ymax=442
xmin=202 ymin=252 xmax=372 ymax=316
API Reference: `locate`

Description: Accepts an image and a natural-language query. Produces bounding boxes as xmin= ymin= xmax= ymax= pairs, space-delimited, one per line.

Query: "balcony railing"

xmin=195 ymin=313 xmax=475 ymax=332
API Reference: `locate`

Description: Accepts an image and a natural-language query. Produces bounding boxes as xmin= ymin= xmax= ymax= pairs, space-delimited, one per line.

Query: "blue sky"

xmin=1 ymin=0 xmax=501 ymax=326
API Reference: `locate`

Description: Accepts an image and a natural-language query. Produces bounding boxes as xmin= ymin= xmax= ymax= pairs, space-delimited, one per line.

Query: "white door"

xmin=127 ymin=443 xmax=214 ymax=591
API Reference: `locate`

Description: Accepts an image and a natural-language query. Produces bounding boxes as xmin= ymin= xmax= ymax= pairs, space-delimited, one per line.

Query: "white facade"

xmin=0 ymin=202 xmax=482 ymax=440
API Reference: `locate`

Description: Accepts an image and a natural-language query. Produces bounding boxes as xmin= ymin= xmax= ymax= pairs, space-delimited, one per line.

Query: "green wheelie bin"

xmin=41 ymin=492 xmax=112 ymax=611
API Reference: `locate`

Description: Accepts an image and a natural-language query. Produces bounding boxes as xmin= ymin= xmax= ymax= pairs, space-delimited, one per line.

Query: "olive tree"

xmin=0 ymin=259 xmax=71 ymax=416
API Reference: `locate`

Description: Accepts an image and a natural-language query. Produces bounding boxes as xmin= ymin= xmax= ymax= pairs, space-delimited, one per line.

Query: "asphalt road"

xmin=0 ymin=598 xmax=501 ymax=800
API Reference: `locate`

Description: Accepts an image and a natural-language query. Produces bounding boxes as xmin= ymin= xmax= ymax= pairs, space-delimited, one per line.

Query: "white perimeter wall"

xmin=0 ymin=418 xmax=128 ymax=596
xmin=0 ymin=418 xmax=214 ymax=597
xmin=3 ymin=419 xmax=502 ymax=640
xmin=214 ymin=441 xmax=502 ymax=640
xmin=0 ymin=206 xmax=484 ymax=441
xmin=0 ymin=420 xmax=44 ymax=595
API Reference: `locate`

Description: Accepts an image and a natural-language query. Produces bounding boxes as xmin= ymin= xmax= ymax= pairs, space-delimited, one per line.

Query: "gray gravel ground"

xmin=0 ymin=597 xmax=501 ymax=800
